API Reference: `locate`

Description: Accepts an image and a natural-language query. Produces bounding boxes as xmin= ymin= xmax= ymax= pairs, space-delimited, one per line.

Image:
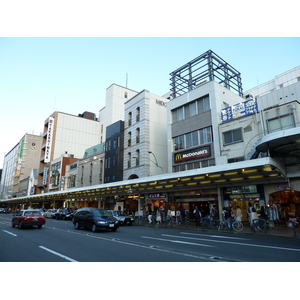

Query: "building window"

xmin=136 ymin=107 xmax=140 ymax=122
xmin=172 ymin=94 xmax=210 ymax=123
xmin=197 ymin=95 xmax=210 ymax=113
xmin=200 ymin=126 xmax=212 ymax=144
xmin=125 ymin=92 xmax=128 ymax=98
xmin=267 ymin=114 xmax=295 ymax=133
xmin=128 ymin=152 xmax=131 ymax=168
xmin=128 ymin=132 xmax=131 ymax=147
xmin=135 ymin=149 xmax=140 ymax=166
xmin=128 ymin=112 xmax=132 ymax=126
xmin=136 ymin=128 xmax=140 ymax=143
xmin=223 ymin=128 xmax=243 ymax=145
xmin=113 ymin=139 xmax=117 ymax=149
xmin=174 ymin=135 xmax=184 ymax=151
xmin=112 ymin=156 xmax=116 ymax=167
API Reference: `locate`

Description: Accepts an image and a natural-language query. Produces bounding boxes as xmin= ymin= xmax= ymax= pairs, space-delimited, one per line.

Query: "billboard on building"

xmin=221 ymin=99 xmax=258 ymax=123
xmin=45 ymin=117 xmax=54 ymax=162
xmin=174 ymin=145 xmax=211 ymax=163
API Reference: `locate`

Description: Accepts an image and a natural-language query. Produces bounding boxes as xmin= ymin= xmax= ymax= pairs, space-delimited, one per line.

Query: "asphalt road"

xmin=1 ymin=214 xmax=300 ymax=262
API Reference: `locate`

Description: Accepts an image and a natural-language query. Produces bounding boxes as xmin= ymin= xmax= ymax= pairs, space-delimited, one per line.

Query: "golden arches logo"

xmin=175 ymin=153 xmax=182 ymax=161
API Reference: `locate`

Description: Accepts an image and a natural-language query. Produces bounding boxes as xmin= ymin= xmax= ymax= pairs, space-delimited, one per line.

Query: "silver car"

xmin=108 ymin=210 xmax=134 ymax=225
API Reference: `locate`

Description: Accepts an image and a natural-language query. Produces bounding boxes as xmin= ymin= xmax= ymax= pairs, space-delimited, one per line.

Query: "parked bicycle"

xmin=218 ymin=217 xmax=244 ymax=232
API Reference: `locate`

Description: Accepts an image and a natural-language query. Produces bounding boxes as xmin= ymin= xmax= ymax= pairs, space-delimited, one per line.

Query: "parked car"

xmin=55 ymin=208 xmax=73 ymax=220
xmin=0 ymin=208 xmax=9 ymax=213
xmin=44 ymin=209 xmax=57 ymax=219
xmin=108 ymin=210 xmax=134 ymax=225
xmin=73 ymin=207 xmax=119 ymax=232
xmin=11 ymin=209 xmax=46 ymax=229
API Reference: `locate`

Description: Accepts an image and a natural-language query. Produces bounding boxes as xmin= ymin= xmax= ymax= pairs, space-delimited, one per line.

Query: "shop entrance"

xmin=270 ymin=190 xmax=300 ymax=220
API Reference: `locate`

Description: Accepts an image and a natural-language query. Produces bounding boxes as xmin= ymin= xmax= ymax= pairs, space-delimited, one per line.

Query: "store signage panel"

xmin=174 ymin=145 xmax=211 ymax=163
xmin=221 ymin=99 xmax=258 ymax=123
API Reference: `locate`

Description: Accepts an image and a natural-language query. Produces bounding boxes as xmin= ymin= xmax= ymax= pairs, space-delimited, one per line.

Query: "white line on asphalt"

xmin=141 ymin=236 xmax=214 ymax=247
xmin=180 ymin=232 xmax=250 ymax=240
xmin=163 ymin=233 xmax=300 ymax=252
xmin=39 ymin=246 xmax=78 ymax=262
xmin=2 ymin=230 xmax=17 ymax=237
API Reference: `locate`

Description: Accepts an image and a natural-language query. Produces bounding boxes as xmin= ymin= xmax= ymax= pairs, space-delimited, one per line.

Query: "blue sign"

xmin=221 ymin=99 xmax=258 ymax=123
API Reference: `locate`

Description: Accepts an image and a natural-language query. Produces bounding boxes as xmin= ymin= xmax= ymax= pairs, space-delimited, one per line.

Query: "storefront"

xmin=223 ymin=184 xmax=265 ymax=222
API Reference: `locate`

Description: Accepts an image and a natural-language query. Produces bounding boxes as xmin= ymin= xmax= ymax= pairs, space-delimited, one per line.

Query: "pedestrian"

xmin=247 ymin=203 xmax=253 ymax=225
xmin=236 ymin=206 xmax=242 ymax=222
xmin=180 ymin=205 xmax=186 ymax=223
xmin=156 ymin=208 xmax=162 ymax=225
xmin=193 ymin=206 xmax=201 ymax=227
xmin=176 ymin=209 xmax=181 ymax=225
xmin=211 ymin=205 xmax=217 ymax=220
xmin=222 ymin=207 xmax=228 ymax=226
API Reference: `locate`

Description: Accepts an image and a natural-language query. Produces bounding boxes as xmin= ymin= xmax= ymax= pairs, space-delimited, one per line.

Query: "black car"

xmin=55 ymin=208 xmax=73 ymax=220
xmin=72 ymin=207 xmax=119 ymax=232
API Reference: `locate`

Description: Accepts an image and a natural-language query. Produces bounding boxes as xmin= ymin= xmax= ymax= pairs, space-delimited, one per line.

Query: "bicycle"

xmin=218 ymin=217 xmax=244 ymax=232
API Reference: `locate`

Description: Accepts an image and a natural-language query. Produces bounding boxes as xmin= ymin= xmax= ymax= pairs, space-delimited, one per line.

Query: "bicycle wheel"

xmin=217 ymin=220 xmax=224 ymax=231
xmin=233 ymin=221 xmax=243 ymax=232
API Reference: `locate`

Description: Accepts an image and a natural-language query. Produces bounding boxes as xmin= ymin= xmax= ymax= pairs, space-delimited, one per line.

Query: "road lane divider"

xmin=2 ymin=230 xmax=17 ymax=237
xmin=39 ymin=246 xmax=78 ymax=262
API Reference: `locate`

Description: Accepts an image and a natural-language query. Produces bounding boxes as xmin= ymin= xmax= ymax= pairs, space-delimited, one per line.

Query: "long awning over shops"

xmin=1 ymin=157 xmax=287 ymax=205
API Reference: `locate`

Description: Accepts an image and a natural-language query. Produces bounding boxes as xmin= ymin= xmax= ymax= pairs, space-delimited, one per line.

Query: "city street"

xmin=1 ymin=214 xmax=300 ymax=262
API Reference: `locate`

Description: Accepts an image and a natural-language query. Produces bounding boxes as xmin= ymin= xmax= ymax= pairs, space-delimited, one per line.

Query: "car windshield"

xmin=93 ymin=209 xmax=112 ymax=217
xmin=115 ymin=211 xmax=126 ymax=216
xmin=24 ymin=211 xmax=42 ymax=216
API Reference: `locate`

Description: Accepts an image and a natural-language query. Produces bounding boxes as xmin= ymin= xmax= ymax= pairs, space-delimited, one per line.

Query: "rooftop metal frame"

xmin=170 ymin=50 xmax=243 ymax=99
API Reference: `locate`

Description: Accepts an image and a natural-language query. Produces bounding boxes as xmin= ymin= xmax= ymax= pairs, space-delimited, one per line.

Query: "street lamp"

xmin=148 ymin=151 xmax=164 ymax=174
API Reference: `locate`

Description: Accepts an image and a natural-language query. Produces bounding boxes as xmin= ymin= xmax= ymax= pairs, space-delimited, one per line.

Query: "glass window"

xmin=223 ymin=128 xmax=242 ymax=145
xmin=267 ymin=115 xmax=295 ymax=133
xmin=174 ymin=135 xmax=184 ymax=151
xmin=192 ymin=130 xmax=199 ymax=146
xmin=200 ymin=126 xmax=212 ymax=144
xmin=185 ymin=133 xmax=192 ymax=148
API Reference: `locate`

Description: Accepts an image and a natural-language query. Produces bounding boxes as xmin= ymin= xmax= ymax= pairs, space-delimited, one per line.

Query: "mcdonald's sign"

xmin=174 ymin=145 xmax=211 ymax=163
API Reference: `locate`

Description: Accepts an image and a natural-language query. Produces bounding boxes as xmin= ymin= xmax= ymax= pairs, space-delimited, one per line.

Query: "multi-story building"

xmin=99 ymin=84 xmax=138 ymax=143
xmin=123 ymin=89 xmax=169 ymax=179
xmin=167 ymin=50 xmax=300 ymax=219
xmin=38 ymin=111 xmax=100 ymax=194
xmin=0 ymin=133 xmax=43 ymax=199
xmin=104 ymin=120 xmax=124 ymax=184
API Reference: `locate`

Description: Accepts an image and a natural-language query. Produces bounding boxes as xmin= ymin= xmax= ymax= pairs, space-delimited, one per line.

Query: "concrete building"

xmin=99 ymin=84 xmax=138 ymax=143
xmin=38 ymin=111 xmax=101 ymax=194
xmin=123 ymin=89 xmax=169 ymax=180
xmin=0 ymin=134 xmax=43 ymax=199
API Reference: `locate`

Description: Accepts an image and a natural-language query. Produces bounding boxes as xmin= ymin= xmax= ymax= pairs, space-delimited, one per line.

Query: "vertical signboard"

xmin=43 ymin=167 xmax=48 ymax=185
xmin=45 ymin=117 xmax=54 ymax=162
xmin=16 ymin=139 xmax=25 ymax=177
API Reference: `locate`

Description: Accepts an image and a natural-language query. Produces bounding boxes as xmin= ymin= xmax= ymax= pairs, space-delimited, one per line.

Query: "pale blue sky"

xmin=0 ymin=37 xmax=299 ymax=168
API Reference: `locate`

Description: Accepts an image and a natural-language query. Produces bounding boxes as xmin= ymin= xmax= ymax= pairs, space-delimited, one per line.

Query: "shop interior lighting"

xmin=224 ymin=171 xmax=238 ymax=176
xmin=242 ymin=169 xmax=257 ymax=173
xmin=248 ymin=175 xmax=264 ymax=179
xmin=208 ymin=173 xmax=221 ymax=178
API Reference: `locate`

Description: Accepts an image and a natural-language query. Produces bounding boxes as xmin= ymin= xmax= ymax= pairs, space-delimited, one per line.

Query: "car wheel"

xmin=91 ymin=224 xmax=97 ymax=232
xmin=74 ymin=222 xmax=80 ymax=230
xmin=18 ymin=222 xmax=23 ymax=229
xmin=111 ymin=228 xmax=117 ymax=232
xmin=38 ymin=225 xmax=42 ymax=229
xmin=11 ymin=221 xmax=15 ymax=227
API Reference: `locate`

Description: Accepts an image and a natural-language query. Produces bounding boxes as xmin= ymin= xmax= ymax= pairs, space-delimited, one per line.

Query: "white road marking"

xmin=39 ymin=246 xmax=78 ymax=262
xmin=141 ymin=236 xmax=214 ymax=247
xmin=2 ymin=230 xmax=17 ymax=237
xmin=163 ymin=233 xmax=300 ymax=252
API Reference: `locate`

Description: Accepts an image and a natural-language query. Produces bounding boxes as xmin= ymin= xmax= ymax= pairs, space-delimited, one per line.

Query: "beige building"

xmin=38 ymin=111 xmax=101 ymax=194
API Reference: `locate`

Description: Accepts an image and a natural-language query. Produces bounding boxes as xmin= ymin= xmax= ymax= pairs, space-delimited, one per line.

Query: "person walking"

xmin=176 ymin=209 xmax=181 ymax=225
xmin=236 ymin=206 xmax=242 ymax=222
xmin=193 ymin=206 xmax=201 ymax=227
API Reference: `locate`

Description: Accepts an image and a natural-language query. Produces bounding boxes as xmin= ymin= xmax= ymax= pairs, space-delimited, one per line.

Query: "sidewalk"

xmin=135 ymin=218 xmax=300 ymax=239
